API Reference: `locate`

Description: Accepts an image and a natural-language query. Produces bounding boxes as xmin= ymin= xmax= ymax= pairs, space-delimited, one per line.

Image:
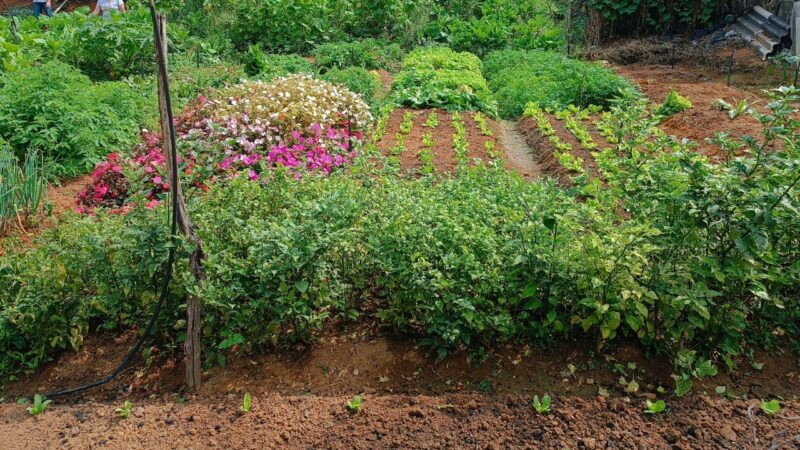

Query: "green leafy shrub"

xmin=312 ymin=39 xmax=403 ymax=72
xmin=483 ymin=49 xmax=636 ymax=119
xmin=230 ymin=0 xmax=347 ymax=54
xmin=320 ymin=67 xmax=383 ymax=108
xmin=0 ymin=62 xmax=153 ymax=177
xmin=446 ymin=0 xmax=563 ymax=57
xmin=654 ymin=89 xmax=693 ymax=118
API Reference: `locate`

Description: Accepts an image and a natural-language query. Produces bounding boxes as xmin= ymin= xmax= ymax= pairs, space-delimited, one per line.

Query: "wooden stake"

xmin=149 ymin=2 xmax=205 ymax=392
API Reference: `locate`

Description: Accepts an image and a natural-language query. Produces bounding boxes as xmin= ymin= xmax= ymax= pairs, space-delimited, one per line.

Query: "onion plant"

xmin=0 ymin=150 xmax=47 ymax=235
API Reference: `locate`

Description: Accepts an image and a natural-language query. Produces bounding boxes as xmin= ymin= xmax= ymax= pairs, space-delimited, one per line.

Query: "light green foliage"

xmin=115 ymin=400 xmax=133 ymax=419
xmin=346 ymin=395 xmax=363 ymax=412
xmin=483 ymin=50 xmax=637 ymax=119
xmin=645 ymin=400 xmax=666 ymax=414
xmin=654 ymin=89 xmax=693 ymax=118
xmin=761 ymin=399 xmax=781 ymax=416
xmin=532 ymin=395 xmax=551 ymax=414
xmin=392 ymin=48 xmax=497 ymax=116
xmin=312 ymin=39 xmax=403 ymax=71
xmin=26 ymin=394 xmax=51 ymax=416
xmin=0 ymin=62 xmax=153 ymax=177
xmin=240 ymin=393 xmax=252 ymax=413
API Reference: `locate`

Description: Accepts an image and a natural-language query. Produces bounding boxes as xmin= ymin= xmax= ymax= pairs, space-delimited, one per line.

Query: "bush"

xmin=230 ymin=0 xmax=348 ymax=53
xmin=446 ymin=0 xmax=563 ymax=57
xmin=0 ymin=62 xmax=153 ymax=177
xmin=483 ymin=49 xmax=636 ymax=119
xmin=312 ymin=39 xmax=404 ymax=71
xmin=319 ymin=67 xmax=383 ymax=108
xmin=206 ymin=76 xmax=373 ymax=142
xmin=391 ymin=47 xmax=497 ymax=116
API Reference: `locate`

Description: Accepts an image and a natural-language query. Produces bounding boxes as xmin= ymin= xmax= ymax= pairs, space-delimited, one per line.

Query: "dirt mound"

xmin=615 ymin=65 xmax=768 ymax=160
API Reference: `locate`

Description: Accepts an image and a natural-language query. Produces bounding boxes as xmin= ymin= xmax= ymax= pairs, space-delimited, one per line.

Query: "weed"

xmin=532 ymin=395 xmax=551 ymax=414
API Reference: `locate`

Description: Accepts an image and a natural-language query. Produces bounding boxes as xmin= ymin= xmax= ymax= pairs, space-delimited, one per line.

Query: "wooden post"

xmin=149 ymin=1 xmax=205 ymax=392
xmin=566 ymin=0 xmax=573 ymax=56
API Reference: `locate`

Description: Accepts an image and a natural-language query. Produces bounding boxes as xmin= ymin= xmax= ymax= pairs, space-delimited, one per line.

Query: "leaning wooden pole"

xmin=149 ymin=0 xmax=205 ymax=392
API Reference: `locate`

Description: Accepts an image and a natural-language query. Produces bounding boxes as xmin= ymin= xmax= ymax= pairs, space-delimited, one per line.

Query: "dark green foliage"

xmin=312 ymin=39 xmax=404 ymax=72
xmin=320 ymin=67 xmax=383 ymax=108
xmin=0 ymin=62 xmax=153 ymax=177
xmin=483 ymin=49 xmax=637 ymax=119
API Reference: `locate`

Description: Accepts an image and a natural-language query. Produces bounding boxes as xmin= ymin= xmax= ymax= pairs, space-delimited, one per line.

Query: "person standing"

xmin=93 ymin=0 xmax=126 ymax=20
xmin=32 ymin=0 xmax=53 ymax=19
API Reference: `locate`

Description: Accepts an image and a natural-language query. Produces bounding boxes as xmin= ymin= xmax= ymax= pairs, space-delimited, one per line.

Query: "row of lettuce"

xmin=2 ymin=87 xmax=798 ymax=393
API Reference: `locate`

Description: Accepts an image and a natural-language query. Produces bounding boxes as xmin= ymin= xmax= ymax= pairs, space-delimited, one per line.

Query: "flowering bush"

xmin=203 ymin=75 xmax=373 ymax=143
xmin=76 ymin=153 xmax=129 ymax=213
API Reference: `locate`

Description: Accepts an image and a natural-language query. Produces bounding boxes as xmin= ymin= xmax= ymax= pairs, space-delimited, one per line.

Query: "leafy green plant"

xmin=532 ymin=395 xmax=551 ymax=414
xmin=346 ymin=395 xmax=363 ymax=412
xmin=312 ymin=39 xmax=403 ymax=71
xmin=115 ymin=400 xmax=133 ymax=419
xmin=0 ymin=62 xmax=153 ymax=177
xmin=644 ymin=399 xmax=666 ymax=414
xmin=240 ymin=393 xmax=252 ymax=413
xmin=761 ymin=399 xmax=781 ymax=416
xmin=654 ymin=89 xmax=693 ymax=118
xmin=26 ymin=394 xmax=51 ymax=416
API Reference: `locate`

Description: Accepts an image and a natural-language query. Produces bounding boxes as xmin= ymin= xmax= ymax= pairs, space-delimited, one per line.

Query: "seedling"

xmin=532 ymin=395 xmax=552 ymax=414
xmin=115 ymin=400 xmax=133 ymax=419
xmin=346 ymin=395 xmax=363 ymax=413
xmin=761 ymin=399 xmax=781 ymax=416
xmin=26 ymin=394 xmax=51 ymax=416
xmin=645 ymin=399 xmax=666 ymax=414
xmin=240 ymin=392 xmax=252 ymax=413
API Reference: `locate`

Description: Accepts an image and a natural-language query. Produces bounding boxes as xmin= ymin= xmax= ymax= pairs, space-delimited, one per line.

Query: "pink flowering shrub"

xmin=76 ymin=153 xmax=129 ymax=213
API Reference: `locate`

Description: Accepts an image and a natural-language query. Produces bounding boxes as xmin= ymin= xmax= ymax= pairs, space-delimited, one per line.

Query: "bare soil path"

xmin=499 ymin=120 xmax=541 ymax=179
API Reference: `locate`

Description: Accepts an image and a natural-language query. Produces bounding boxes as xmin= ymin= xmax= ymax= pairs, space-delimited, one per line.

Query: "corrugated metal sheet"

xmin=732 ymin=5 xmax=792 ymax=60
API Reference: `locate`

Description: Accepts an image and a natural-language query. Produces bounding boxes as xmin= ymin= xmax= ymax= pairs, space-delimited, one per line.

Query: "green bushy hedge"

xmin=312 ymin=39 xmax=404 ymax=71
xmin=483 ymin=49 xmax=636 ymax=119
xmin=0 ymin=62 xmax=153 ymax=177
xmin=320 ymin=67 xmax=383 ymax=108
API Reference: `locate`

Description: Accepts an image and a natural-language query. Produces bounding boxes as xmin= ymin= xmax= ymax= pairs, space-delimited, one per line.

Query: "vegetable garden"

xmin=0 ymin=0 xmax=798 ymax=447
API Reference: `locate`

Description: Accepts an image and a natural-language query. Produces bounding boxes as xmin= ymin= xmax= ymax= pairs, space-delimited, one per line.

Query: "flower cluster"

xmin=76 ymin=153 xmax=129 ymax=213
xmin=76 ymin=78 xmax=370 ymax=213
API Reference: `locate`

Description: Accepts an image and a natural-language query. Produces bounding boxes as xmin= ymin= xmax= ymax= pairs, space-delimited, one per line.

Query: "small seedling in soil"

xmin=645 ymin=400 xmax=666 ymax=414
xmin=532 ymin=395 xmax=552 ymax=414
xmin=115 ymin=400 xmax=133 ymax=419
xmin=26 ymin=394 xmax=51 ymax=416
xmin=240 ymin=393 xmax=252 ymax=414
xmin=761 ymin=399 xmax=781 ymax=416
xmin=346 ymin=395 xmax=363 ymax=413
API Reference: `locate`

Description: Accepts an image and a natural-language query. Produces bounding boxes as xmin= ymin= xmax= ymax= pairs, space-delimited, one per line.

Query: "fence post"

xmin=149 ymin=1 xmax=205 ymax=392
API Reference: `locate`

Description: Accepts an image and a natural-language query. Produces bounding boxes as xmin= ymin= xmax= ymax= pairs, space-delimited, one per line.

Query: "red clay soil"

xmin=0 ymin=175 xmax=90 ymax=255
xmin=1 ymin=331 xmax=798 ymax=449
xmin=614 ymin=65 xmax=767 ymax=161
xmin=375 ymin=108 xmax=519 ymax=176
